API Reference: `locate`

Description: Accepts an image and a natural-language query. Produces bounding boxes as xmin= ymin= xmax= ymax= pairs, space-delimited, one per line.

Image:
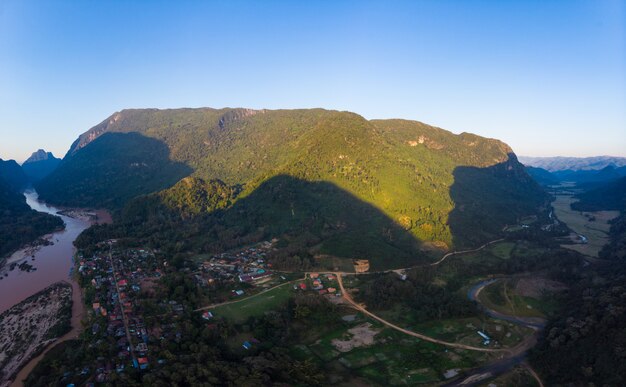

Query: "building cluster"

xmin=77 ymin=245 xmax=169 ymax=380
xmin=295 ymin=273 xmax=340 ymax=297
xmin=195 ymin=240 xmax=277 ymax=288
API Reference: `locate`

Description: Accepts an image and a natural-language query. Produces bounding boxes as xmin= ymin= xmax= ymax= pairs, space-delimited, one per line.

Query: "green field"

xmin=479 ymin=280 xmax=547 ymax=318
xmin=489 ymin=242 xmax=516 ymax=259
xmin=210 ymin=284 xmax=294 ymax=323
xmin=294 ymin=322 xmax=490 ymax=385
xmin=552 ymin=194 xmax=619 ymax=257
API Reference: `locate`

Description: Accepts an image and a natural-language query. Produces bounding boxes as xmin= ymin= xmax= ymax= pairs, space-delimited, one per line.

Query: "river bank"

xmin=0 ymin=191 xmax=110 ymax=385
xmin=0 ymin=191 xmax=109 ymax=313
xmin=9 ymin=279 xmax=85 ymax=387
xmin=0 ymin=282 xmax=72 ymax=387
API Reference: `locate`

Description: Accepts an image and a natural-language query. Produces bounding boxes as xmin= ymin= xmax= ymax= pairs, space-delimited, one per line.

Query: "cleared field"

xmin=478 ymin=279 xmax=556 ymax=319
xmin=552 ymin=194 xmax=618 ymax=257
xmin=489 ymin=242 xmax=515 ymax=260
xmin=210 ymin=284 xmax=293 ymax=323
xmin=295 ymin=322 xmax=490 ymax=385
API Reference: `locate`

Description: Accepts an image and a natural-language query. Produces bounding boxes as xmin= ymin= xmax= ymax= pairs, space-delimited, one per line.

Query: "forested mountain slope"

xmin=21 ymin=149 xmax=62 ymax=182
xmin=0 ymin=178 xmax=64 ymax=258
xmin=0 ymin=159 xmax=29 ymax=191
xmin=39 ymin=108 xmax=548 ymax=257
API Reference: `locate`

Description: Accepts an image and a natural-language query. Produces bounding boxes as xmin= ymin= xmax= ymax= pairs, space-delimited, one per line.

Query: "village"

xmin=72 ymin=239 xmax=312 ymax=382
xmin=75 ymin=242 xmax=168 ymax=381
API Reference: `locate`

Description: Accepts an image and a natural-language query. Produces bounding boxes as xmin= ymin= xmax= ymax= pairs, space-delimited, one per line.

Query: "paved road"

xmin=444 ymin=278 xmax=546 ymax=386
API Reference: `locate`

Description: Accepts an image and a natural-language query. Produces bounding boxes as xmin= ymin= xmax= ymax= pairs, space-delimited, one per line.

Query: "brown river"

xmin=0 ymin=191 xmax=99 ymax=313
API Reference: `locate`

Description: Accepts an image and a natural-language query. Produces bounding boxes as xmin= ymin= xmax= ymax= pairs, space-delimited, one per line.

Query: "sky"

xmin=0 ymin=0 xmax=624 ymax=162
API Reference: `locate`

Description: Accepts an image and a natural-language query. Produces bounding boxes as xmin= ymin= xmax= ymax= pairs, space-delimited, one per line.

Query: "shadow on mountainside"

xmin=86 ymin=174 xmax=431 ymax=272
xmin=448 ymin=154 xmax=549 ymax=249
xmin=36 ymin=132 xmax=193 ymax=209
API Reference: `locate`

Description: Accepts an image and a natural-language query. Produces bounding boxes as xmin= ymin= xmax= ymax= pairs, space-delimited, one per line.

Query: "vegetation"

xmin=0 ymin=178 xmax=64 ymax=258
xmin=21 ymin=149 xmax=62 ymax=182
xmin=530 ymin=182 xmax=626 ymax=385
xmin=571 ymin=176 xmax=626 ymax=211
xmin=0 ymin=158 xmax=29 ymax=191
xmin=44 ymin=108 xmax=547 ymax=270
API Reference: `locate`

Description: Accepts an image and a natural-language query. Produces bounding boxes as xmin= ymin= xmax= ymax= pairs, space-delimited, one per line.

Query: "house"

xmin=327 ymin=287 xmax=337 ymax=293
xmin=310 ymin=273 xmax=319 ymax=279
xmin=298 ymin=283 xmax=307 ymax=290
xmin=202 ymin=311 xmax=214 ymax=320
xmin=477 ymin=331 xmax=491 ymax=345
xmin=138 ymin=357 xmax=149 ymax=370
xmin=242 ymin=341 xmax=252 ymax=350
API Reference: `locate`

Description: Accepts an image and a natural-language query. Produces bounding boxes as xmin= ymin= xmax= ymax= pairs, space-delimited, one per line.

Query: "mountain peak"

xmin=24 ymin=149 xmax=58 ymax=164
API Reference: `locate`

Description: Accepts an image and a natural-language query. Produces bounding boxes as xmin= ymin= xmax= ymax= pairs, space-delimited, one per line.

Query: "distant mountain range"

xmin=520 ymin=156 xmax=626 ymax=186
xmin=36 ymin=108 xmax=548 ymax=267
xmin=519 ymin=156 xmax=626 ymax=172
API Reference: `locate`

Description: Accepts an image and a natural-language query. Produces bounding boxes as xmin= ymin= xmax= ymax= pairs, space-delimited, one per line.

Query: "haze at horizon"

xmin=1 ymin=0 xmax=624 ymax=162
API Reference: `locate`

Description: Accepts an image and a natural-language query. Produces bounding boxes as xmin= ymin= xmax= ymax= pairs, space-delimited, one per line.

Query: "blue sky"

xmin=0 ymin=0 xmax=624 ymax=162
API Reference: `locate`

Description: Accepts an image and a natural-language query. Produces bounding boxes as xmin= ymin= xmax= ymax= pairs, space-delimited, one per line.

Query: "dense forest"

xmin=530 ymin=179 xmax=626 ymax=384
xmin=45 ymin=108 xmax=548 ymax=266
xmin=0 ymin=177 xmax=64 ymax=258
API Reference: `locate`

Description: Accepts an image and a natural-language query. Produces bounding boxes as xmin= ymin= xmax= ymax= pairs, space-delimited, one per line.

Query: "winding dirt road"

xmin=335 ymin=273 xmax=506 ymax=353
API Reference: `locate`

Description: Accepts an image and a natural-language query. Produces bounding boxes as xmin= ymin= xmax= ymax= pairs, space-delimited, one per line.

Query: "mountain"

xmin=38 ymin=108 xmax=548 ymax=258
xmin=571 ymin=177 xmax=626 ymax=212
xmin=21 ymin=149 xmax=62 ymax=182
xmin=525 ymin=166 xmax=559 ymax=186
xmin=0 ymin=158 xmax=29 ymax=191
xmin=519 ymin=155 xmax=626 ymax=172
xmin=0 ymin=177 xmax=64 ymax=258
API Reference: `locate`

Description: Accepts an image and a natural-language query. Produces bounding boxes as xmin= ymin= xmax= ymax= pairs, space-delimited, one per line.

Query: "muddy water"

xmin=0 ymin=191 xmax=92 ymax=313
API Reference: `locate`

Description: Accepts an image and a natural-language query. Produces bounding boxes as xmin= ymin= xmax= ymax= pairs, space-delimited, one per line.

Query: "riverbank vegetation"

xmin=0 ymin=179 xmax=64 ymax=259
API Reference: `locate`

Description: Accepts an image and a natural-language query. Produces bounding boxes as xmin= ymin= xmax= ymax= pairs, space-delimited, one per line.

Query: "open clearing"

xmin=478 ymin=279 xmax=559 ymax=319
xmin=210 ymin=284 xmax=293 ymax=323
xmin=552 ymin=194 xmax=619 ymax=257
xmin=332 ymin=323 xmax=380 ymax=352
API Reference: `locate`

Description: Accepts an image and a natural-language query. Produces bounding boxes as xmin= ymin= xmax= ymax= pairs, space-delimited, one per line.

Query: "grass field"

xmin=295 ymin=321 xmax=491 ymax=385
xmin=479 ymin=280 xmax=547 ymax=318
xmin=489 ymin=242 xmax=515 ymax=259
xmin=210 ymin=284 xmax=294 ymax=323
xmin=552 ymin=194 xmax=619 ymax=257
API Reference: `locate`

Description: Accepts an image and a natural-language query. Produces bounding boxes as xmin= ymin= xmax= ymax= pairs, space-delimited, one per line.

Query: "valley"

xmin=550 ymin=183 xmax=619 ymax=257
xmin=1 ymin=110 xmax=623 ymax=386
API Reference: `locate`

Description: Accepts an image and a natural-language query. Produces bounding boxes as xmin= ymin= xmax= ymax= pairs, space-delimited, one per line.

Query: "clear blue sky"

xmin=1 ymin=0 xmax=624 ymax=162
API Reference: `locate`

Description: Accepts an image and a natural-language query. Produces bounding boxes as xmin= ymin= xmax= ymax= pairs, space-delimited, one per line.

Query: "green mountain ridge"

xmin=38 ymin=107 xmax=548 ymax=260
